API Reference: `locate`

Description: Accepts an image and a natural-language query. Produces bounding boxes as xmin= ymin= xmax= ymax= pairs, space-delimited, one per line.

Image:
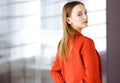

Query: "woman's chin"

xmin=82 ymin=24 xmax=88 ymax=28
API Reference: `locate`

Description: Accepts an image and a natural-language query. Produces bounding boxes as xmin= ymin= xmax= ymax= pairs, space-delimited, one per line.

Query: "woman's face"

xmin=67 ymin=4 xmax=88 ymax=32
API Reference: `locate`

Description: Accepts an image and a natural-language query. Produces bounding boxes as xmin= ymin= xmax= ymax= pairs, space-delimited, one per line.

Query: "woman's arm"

xmin=81 ymin=38 xmax=102 ymax=83
xmin=50 ymin=54 xmax=65 ymax=83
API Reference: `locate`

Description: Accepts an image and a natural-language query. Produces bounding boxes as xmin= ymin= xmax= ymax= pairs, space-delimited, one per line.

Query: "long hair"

xmin=57 ymin=1 xmax=84 ymax=61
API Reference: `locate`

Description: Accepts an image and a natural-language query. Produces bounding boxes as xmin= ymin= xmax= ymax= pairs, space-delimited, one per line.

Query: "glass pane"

xmin=0 ymin=0 xmax=106 ymax=83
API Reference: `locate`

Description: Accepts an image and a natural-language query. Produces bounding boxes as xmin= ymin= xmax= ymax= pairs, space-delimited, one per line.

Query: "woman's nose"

xmin=83 ymin=14 xmax=88 ymax=19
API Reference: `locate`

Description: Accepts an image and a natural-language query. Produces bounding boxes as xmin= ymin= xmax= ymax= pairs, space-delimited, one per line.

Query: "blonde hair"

xmin=57 ymin=1 xmax=84 ymax=61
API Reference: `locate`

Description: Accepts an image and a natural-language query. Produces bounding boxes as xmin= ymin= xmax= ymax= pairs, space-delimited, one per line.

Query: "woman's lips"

xmin=83 ymin=21 xmax=88 ymax=23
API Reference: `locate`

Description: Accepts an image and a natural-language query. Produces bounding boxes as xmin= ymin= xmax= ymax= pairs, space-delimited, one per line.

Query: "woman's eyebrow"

xmin=76 ymin=11 xmax=82 ymax=13
xmin=76 ymin=10 xmax=87 ymax=13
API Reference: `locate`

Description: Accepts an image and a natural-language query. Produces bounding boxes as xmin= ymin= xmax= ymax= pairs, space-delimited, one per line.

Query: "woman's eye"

xmin=85 ymin=12 xmax=87 ymax=15
xmin=85 ymin=10 xmax=88 ymax=15
xmin=78 ymin=13 xmax=82 ymax=16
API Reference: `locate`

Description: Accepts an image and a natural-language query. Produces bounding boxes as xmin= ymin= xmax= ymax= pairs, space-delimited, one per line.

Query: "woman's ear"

xmin=66 ymin=17 xmax=72 ymax=24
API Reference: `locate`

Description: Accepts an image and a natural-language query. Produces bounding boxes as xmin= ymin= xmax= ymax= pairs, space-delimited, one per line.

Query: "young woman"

xmin=50 ymin=1 xmax=102 ymax=83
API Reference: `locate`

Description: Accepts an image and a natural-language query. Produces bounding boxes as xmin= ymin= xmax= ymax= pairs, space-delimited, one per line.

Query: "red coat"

xmin=50 ymin=33 xmax=102 ymax=83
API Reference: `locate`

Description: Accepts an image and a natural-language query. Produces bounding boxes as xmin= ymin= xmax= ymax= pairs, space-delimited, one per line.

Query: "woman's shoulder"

xmin=78 ymin=33 xmax=94 ymax=43
xmin=78 ymin=34 xmax=96 ymax=50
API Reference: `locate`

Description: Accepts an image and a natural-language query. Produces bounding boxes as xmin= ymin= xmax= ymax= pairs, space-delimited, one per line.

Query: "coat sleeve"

xmin=81 ymin=39 xmax=102 ymax=83
xmin=50 ymin=54 xmax=65 ymax=83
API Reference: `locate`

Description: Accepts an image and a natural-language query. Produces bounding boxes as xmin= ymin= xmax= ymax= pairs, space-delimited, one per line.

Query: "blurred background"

xmin=0 ymin=0 xmax=106 ymax=83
